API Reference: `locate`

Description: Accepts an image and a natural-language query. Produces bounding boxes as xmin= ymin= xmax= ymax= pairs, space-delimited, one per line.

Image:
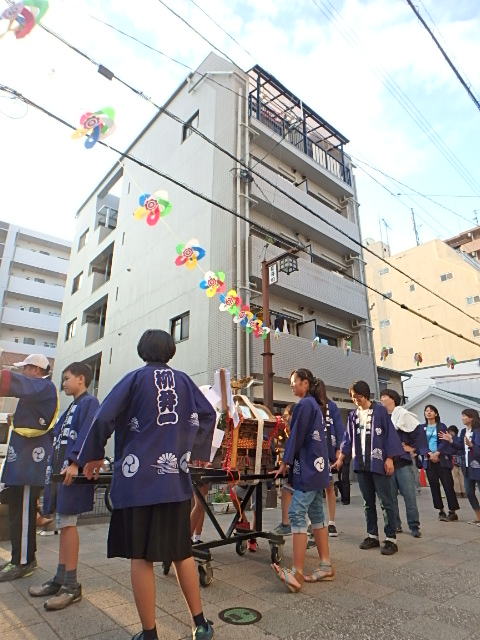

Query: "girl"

xmin=77 ymin=330 xmax=216 ymax=640
xmin=440 ymin=409 xmax=480 ymax=524
xmin=272 ymin=368 xmax=333 ymax=592
xmin=423 ymin=405 xmax=459 ymax=522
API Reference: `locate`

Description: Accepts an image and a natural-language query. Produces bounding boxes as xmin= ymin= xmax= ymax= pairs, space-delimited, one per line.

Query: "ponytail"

xmin=291 ymin=368 xmax=326 ymax=413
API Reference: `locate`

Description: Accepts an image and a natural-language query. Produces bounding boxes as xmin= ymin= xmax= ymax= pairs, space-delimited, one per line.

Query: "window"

xmin=78 ymin=228 xmax=89 ymax=251
xmin=28 ymin=307 xmax=40 ymax=314
xmin=473 ymin=329 xmax=480 ymax=338
xmin=19 ymin=306 xmax=25 ymax=311
xmin=44 ymin=341 xmax=56 ymax=348
xmin=170 ymin=312 xmax=190 ymax=343
xmin=388 ymin=347 xmax=394 ymax=354
xmin=65 ymin=318 xmax=77 ymax=341
xmin=379 ymin=319 xmax=391 ymax=329
xmin=466 ymin=295 xmax=480 ymax=306
xmin=72 ymin=272 xmax=83 ymax=294
xmin=409 ymin=284 xmax=415 ymax=292
xmin=48 ymin=311 xmax=61 ymax=317
xmin=34 ymin=277 xmax=45 ymax=284
xmin=14 ymin=337 xmax=19 ymax=343
xmin=440 ymin=272 xmax=453 ymax=282
xmin=182 ymin=111 xmax=199 ymax=142
xmin=316 ymin=334 xmax=338 ymax=347
xmin=23 ymin=337 xmax=35 ymax=345
xmin=39 ymin=250 xmax=50 ymax=256
xmin=382 ymin=291 xmax=392 ymax=299
xmin=378 ymin=268 xmax=389 ymax=276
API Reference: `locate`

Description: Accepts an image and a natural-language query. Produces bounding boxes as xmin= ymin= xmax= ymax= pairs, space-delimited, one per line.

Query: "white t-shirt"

xmin=466 ymin=429 xmax=473 ymax=467
xmin=358 ymin=408 xmax=370 ymax=458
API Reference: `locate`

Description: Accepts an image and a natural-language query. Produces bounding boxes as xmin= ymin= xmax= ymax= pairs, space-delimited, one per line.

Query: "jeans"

xmin=357 ymin=471 xmax=396 ymax=541
xmin=288 ymin=489 xmax=325 ymax=534
xmin=464 ymin=474 xmax=480 ymax=512
xmin=390 ymin=464 xmax=420 ymax=531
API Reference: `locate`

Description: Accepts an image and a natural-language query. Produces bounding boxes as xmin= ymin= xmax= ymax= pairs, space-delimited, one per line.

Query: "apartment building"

xmin=53 ymin=53 xmax=377 ymax=418
xmin=0 ymin=221 xmax=71 ymax=412
xmin=446 ymin=225 xmax=480 ymax=263
xmin=365 ymin=238 xmax=480 ymax=372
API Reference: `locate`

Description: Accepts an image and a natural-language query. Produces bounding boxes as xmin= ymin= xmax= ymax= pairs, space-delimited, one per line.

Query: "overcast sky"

xmin=1 ymin=0 xmax=479 ymax=255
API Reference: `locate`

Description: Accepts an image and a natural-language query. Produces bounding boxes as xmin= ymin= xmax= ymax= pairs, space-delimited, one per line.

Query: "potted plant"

xmin=212 ymin=489 xmax=232 ymax=514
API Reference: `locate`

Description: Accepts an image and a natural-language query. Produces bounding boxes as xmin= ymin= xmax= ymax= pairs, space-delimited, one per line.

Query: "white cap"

xmin=14 ymin=354 xmax=50 ymax=370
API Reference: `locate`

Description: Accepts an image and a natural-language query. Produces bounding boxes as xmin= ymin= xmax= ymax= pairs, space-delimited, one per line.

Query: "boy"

xmin=77 ymin=330 xmax=216 ymax=640
xmin=0 ymin=354 xmax=58 ymax=582
xmin=332 ymin=381 xmax=404 ymax=555
xmin=28 ymin=362 xmax=99 ymax=610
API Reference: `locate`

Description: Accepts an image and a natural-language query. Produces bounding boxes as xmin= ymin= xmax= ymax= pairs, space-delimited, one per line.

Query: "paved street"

xmin=2 ymin=487 xmax=480 ymax=640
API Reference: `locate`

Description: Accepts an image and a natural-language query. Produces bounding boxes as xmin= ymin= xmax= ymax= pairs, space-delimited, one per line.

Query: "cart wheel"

xmin=198 ymin=563 xmax=213 ymax=587
xmin=104 ymin=486 xmax=113 ymax=513
xmin=162 ymin=561 xmax=171 ymax=576
xmin=236 ymin=540 xmax=248 ymax=556
xmin=270 ymin=544 xmax=283 ymax=564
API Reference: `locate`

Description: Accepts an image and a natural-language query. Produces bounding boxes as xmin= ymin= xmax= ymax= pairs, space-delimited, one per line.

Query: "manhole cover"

xmin=218 ymin=607 xmax=262 ymax=625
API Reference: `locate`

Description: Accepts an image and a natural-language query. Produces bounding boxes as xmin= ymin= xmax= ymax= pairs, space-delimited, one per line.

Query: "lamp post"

xmin=261 ymin=250 xmax=299 ymax=410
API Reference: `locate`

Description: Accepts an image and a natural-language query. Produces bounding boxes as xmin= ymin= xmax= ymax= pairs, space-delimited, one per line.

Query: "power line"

xmin=3 ymin=83 xmax=479 ymax=352
xmin=405 ymin=0 xmax=480 ymax=113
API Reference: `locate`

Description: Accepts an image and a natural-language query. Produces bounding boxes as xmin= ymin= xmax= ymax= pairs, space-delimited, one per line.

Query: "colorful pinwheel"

xmin=446 ymin=356 xmax=457 ymax=370
xmin=1 ymin=1 xmax=48 ymax=39
xmin=219 ymin=289 xmax=242 ymax=314
xmin=200 ymin=271 xmax=226 ymax=298
xmin=380 ymin=346 xmax=388 ymax=361
xmin=175 ymin=239 xmax=205 ymax=270
xmin=414 ymin=352 xmax=423 ymax=367
xmin=312 ymin=336 xmax=319 ymax=351
xmin=134 ymin=190 xmax=172 ymax=227
xmin=253 ymin=322 xmax=270 ymax=339
xmin=72 ymin=108 xmax=116 ymax=149
xmin=245 ymin=315 xmax=259 ymax=334
xmin=234 ymin=304 xmax=253 ymax=328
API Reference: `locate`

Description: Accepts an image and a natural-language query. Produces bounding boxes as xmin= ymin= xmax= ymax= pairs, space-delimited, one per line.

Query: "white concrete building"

xmin=403 ymin=359 xmax=480 ymax=403
xmin=53 ymin=53 xmax=377 ymax=419
xmin=405 ymin=387 xmax=480 ymax=428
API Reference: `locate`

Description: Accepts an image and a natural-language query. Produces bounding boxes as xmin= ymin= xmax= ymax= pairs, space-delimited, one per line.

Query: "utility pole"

xmin=411 ymin=208 xmax=420 ymax=246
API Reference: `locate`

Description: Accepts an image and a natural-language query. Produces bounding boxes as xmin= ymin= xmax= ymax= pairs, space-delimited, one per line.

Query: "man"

xmin=332 ymin=381 xmax=404 ymax=555
xmin=0 ymin=354 xmax=58 ymax=581
xmin=380 ymin=389 xmax=428 ymax=538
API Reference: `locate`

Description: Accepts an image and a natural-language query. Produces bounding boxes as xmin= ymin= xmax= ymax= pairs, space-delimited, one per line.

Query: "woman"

xmin=423 ymin=404 xmax=459 ymax=522
xmin=440 ymin=409 xmax=480 ymax=524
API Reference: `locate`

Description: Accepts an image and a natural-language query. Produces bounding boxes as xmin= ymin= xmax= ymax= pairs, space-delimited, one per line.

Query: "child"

xmin=448 ymin=426 xmax=466 ymax=498
xmin=273 ymin=404 xmax=295 ymax=536
xmin=332 ymin=381 xmax=404 ymax=555
xmin=77 ymin=330 xmax=216 ymax=640
xmin=272 ymin=368 xmax=333 ymax=592
xmin=28 ymin=363 xmax=99 ymax=610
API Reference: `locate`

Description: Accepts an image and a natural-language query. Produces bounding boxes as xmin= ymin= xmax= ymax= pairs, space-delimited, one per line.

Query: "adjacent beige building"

xmin=365 ymin=239 xmax=480 ymax=371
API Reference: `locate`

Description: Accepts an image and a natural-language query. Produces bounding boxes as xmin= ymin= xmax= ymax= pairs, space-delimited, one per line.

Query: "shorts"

xmin=288 ymin=489 xmax=325 ymax=534
xmin=282 ymin=482 xmax=294 ymax=495
xmin=107 ymin=500 xmax=192 ymax=564
xmin=56 ymin=513 xmax=78 ymax=529
xmin=233 ymin=483 xmax=266 ymax=511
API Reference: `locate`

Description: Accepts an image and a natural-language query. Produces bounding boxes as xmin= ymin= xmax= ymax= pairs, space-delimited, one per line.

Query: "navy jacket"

xmin=422 ymin=422 xmax=454 ymax=469
xmin=282 ymin=394 xmax=331 ymax=492
xmin=326 ymin=400 xmax=345 ymax=463
xmin=43 ymin=393 xmax=99 ymax=515
xmin=452 ymin=428 xmax=480 ymax=481
xmin=396 ymin=424 xmax=429 ymax=465
xmin=75 ymin=364 xmax=216 ymax=509
xmin=1 ymin=371 xmax=58 ymax=487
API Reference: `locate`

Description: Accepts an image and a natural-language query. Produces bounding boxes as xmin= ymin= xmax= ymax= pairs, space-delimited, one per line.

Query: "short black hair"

xmin=380 ymin=388 xmax=402 ymax=407
xmin=350 ymin=380 xmax=370 ymax=399
xmin=137 ymin=329 xmax=176 ymax=363
xmin=448 ymin=425 xmax=459 ymax=435
xmin=63 ymin=362 xmax=93 ymax=387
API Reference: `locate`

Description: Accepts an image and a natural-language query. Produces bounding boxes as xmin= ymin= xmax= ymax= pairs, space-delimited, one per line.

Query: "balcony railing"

xmin=249 ymin=95 xmax=351 ymax=187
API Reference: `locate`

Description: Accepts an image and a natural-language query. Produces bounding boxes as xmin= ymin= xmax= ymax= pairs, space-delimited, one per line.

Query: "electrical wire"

xmin=2 ymin=83 xmax=479 ymax=351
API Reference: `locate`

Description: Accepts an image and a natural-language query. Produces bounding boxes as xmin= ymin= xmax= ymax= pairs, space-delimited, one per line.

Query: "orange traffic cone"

xmin=420 ymin=467 xmax=427 ymax=488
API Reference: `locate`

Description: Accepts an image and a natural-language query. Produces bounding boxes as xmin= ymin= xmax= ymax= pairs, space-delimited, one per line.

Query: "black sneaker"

xmin=44 ymin=584 xmax=82 ymax=611
xmin=359 ymin=537 xmax=380 ymax=550
xmin=447 ymin=512 xmax=459 ymax=522
xmin=396 ymin=526 xmax=403 ymax=533
xmin=438 ymin=510 xmax=448 ymax=521
xmin=381 ymin=541 xmax=398 ymax=556
xmin=29 ymin=579 xmax=62 ymax=597
xmin=328 ymin=524 xmax=338 ymax=537
xmin=411 ymin=528 xmax=422 ymax=538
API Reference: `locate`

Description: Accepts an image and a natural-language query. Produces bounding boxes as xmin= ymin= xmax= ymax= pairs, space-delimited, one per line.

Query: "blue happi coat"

xmin=75 ymin=363 xmax=216 ymax=509
xmin=396 ymin=425 xmax=429 ymax=465
xmin=452 ymin=428 xmax=480 ymax=481
xmin=43 ymin=393 xmax=99 ymax=515
xmin=341 ymin=403 xmax=404 ymax=475
xmin=326 ymin=399 xmax=345 ymax=463
xmin=422 ymin=422 xmax=454 ymax=469
xmin=282 ymin=394 xmax=331 ymax=492
xmin=0 ymin=371 xmax=58 ymax=487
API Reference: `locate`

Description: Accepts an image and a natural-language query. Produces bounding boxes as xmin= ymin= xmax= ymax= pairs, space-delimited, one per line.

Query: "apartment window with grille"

xmin=466 ymin=295 xmax=480 ymax=306
xmin=34 ymin=277 xmax=45 ymax=284
xmin=29 ymin=306 xmax=40 ymax=314
xmin=72 ymin=271 xmax=83 ymax=294
xmin=65 ymin=318 xmax=77 ymax=341
xmin=388 ymin=347 xmax=394 ymax=354
xmin=473 ymin=329 xmax=480 ymax=338
xmin=378 ymin=268 xmax=389 ymax=276
xmin=382 ymin=291 xmax=392 ymax=299
xmin=440 ymin=272 xmax=453 ymax=282
xmin=78 ymin=228 xmax=89 ymax=252
xmin=409 ymin=284 xmax=415 ymax=292
xmin=170 ymin=311 xmax=190 ymax=343
xmin=379 ymin=319 xmax=391 ymax=329
xmin=182 ymin=111 xmax=199 ymax=142
xmin=317 ymin=334 xmax=338 ymax=347
xmin=23 ymin=337 xmax=35 ymax=345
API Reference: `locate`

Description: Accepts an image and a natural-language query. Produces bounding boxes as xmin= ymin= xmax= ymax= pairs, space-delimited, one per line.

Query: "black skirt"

xmin=107 ymin=500 xmax=192 ymax=563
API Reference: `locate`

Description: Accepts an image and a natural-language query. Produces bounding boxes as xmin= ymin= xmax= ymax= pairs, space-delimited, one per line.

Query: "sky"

xmin=1 ymin=0 xmax=480 ymax=255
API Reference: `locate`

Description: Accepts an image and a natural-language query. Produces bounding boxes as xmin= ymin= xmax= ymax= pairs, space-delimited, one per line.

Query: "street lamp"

xmin=261 ymin=249 xmax=299 ymax=410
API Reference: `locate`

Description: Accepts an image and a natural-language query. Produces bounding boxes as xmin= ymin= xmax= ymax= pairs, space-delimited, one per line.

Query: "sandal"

xmin=271 ymin=563 xmax=304 ymax=593
xmin=304 ymin=561 xmax=335 ymax=582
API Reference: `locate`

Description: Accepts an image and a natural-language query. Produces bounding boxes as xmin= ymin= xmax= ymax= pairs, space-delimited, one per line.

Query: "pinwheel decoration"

xmin=134 ymin=190 xmax=172 ymax=227
xmin=344 ymin=338 xmax=351 ymax=357
xmin=1 ymin=1 xmax=49 ymax=40
xmin=174 ymin=239 xmax=205 ymax=270
xmin=200 ymin=270 xmax=226 ymax=298
xmin=234 ymin=304 xmax=253 ymax=328
xmin=312 ymin=336 xmax=320 ymax=351
xmin=446 ymin=356 xmax=457 ymax=370
xmin=414 ymin=352 xmax=423 ymax=367
xmin=219 ymin=289 xmax=242 ymax=315
xmin=380 ymin=346 xmax=389 ymax=361
xmin=274 ymin=327 xmax=280 ymax=341
xmin=72 ymin=108 xmax=116 ymax=149
xmin=253 ymin=323 xmax=270 ymax=340
xmin=245 ymin=315 xmax=259 ymax=334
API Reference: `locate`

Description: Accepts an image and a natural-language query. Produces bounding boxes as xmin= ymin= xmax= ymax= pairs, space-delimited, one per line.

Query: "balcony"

xmin=83 ymin=296 xmax=108 ymax=347
xmin=250 ymin=161 xmax=360 ymax=256
xmin=251 ymin=332 xmax=376 ymax=391
xmin=13 ymin=247 xmax=69 ymax=276
xmin=250 ymin=236 xmax=368 ymax=320
xmin=0 ymin=340 xmax=55 ymax=358
xmin=89 ymin=243 xmax=114 ymax=293
xmin=1 ymin=307 xmax=61 ymax=333
xmin=7 ymin=276 xmax=65 ymax=303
